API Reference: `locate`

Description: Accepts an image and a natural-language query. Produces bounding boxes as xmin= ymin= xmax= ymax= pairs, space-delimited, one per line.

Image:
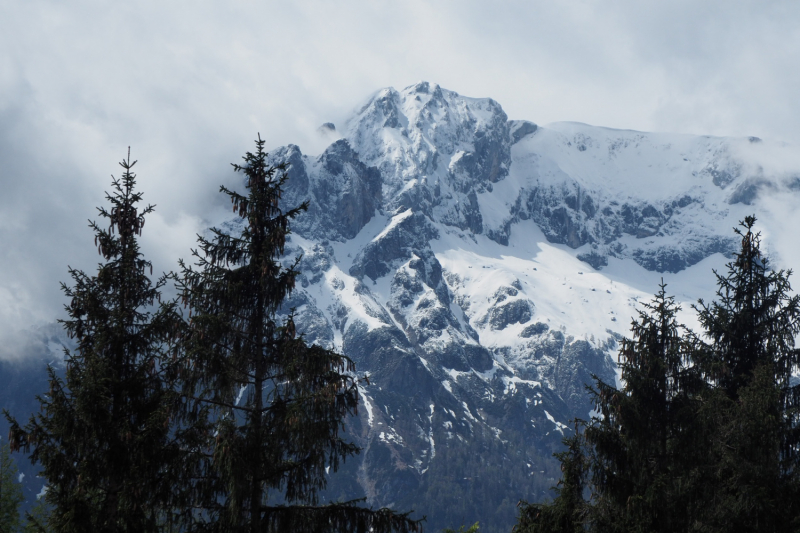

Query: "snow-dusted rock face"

xmin=255 ymin=83 xmax=800 ymax=532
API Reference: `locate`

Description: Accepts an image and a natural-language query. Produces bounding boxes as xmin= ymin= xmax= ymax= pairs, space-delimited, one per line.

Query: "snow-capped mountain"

xmin=251 ymin=82 xmax=800 ymax=532
xmin=6 ymin=82 xmax=799 ymax=532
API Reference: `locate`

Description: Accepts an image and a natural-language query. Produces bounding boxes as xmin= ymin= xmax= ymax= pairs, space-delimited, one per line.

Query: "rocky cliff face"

xmin=249 ymin=82 xmax=800 ymax=532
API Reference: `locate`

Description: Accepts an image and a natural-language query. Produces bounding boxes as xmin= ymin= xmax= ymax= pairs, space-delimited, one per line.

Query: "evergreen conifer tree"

xmin=176 ymin=135 xmax=420 ymax=533
xmin=584 ymin=284 xmax=703 ymax=533
xmin=512 ymin=217 xmax=800 ymax=532
xmin=5 ymin=151 xmax=184 ymax=533
xmin=695 ymin=216 xmax=800 ymax=397
xmin=0 ymin=442 xmax=23 ymax=533
xmin=690 ymin=216 xmax=800 ymax=532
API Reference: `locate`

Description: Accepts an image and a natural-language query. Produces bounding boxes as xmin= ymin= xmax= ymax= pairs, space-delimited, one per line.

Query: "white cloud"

xmin=1 ymin=0 xmax=800 ymax=357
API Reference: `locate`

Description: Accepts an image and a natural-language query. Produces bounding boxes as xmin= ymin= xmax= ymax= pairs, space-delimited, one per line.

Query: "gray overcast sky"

xmin=1 ymin=0 xmax=799 ymax=358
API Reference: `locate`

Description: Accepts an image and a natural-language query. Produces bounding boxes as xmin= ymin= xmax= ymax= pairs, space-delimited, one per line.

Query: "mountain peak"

xmin=271 ymin=84 xmax=800 ymax=532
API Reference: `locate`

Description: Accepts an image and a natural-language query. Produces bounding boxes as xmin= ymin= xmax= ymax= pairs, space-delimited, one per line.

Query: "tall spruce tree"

xmin=695 ymin=216 xmax=800 ymax=397
xmin=689 ymin=216 xmax=800 ymax=532
xmin=584 ymin=284 xmax=704 ymax=533
xmin=513 ymin=287 xmax=695 ymax=533
xmin=176 ymin=135 xmax=420 ymax=533
xmin=5 ymin=151 xmax=184 ymax=532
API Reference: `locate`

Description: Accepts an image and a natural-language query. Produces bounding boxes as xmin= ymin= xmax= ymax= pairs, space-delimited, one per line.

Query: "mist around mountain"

xmin=4 ymin=82 xmax=800 ymax=532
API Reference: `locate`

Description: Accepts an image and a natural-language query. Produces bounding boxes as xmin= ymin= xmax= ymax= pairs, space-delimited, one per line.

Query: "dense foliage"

xmin=518 ymin=216 xmax=800 ymax=532
xmin=175 ymin=136 xmax=420 ymax=533
xmin=4 ymin=142 xmax=420 ymax=533
xmin=5 ymin=152 xmax=184 ymax=533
